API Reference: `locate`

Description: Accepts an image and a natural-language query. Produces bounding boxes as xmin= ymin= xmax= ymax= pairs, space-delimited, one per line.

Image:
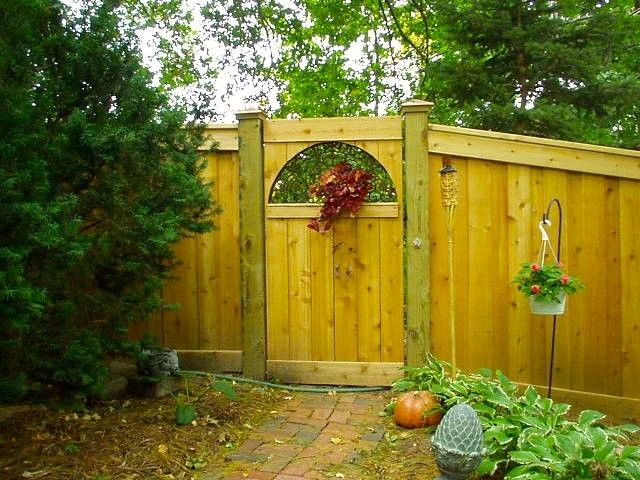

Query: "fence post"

xmin=401 ymin=100 xmax=434 ymax=367
xmin=236 ymin=109 xmax=268 ymax=379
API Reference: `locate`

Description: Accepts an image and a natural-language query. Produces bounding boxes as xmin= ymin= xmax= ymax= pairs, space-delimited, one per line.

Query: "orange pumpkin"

xmin=393 ymin=391 xmax=443 ymax=429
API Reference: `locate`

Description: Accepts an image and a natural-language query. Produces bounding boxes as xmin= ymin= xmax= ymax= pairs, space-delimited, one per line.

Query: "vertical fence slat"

xmin=380 ymin=217 xmax=404 ymax=362
xmin=266 ymin=218 xmax=290 ymax=360
xmin=356 ymin=218 xmax=382 ymax=362
xmin=379 ymin=140 xmax=404 ymax=363
xmin=506 ymin=165 xmax=534 ymax=382
xmin=428 ymin=154 xmax=450 ymax=362
xmin=491 ymin=162 xmax=510 ymax=372
xmin=566 ymin=172 xmax=586 ymax=392
xmin=541 ymin=169 xmax=570 ymax=387
xmin=163 ymin=236 xmax=199 ymax=349
xmin=310 ymin=230 xmax=335 ymax=361
xmin=333 ymin=218 xmax=359 ymax=361
xmin=604 ymin=177 xmax=623 ymax=396
xmin=583 ymin=175 xmax=610 ymax=394
xmin=219 ymin=151 xmax=242 ymax=349
xmin=466 ymin=160 xmax=494 ymax=373
xmin=198 ymin=152 xmax=221 ymax=349
xmin=287 ymin=220 xmax=312 ymax=360
xmin=620 ymin=179 xmax=640 ymax=398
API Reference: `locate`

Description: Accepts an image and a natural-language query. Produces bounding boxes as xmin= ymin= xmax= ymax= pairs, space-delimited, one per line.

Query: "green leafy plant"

xmin=392 ymin=355 xmax=640 ymax=479
xmin=173 ymin=374 xmax=235 ymax=426
xmin=307 ymin=162 xmax=373 ymax=232
xmin=513 ymin=262 xmax=584 ymax=303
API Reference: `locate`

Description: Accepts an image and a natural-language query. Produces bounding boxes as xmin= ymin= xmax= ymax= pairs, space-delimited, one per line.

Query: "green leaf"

xmin=554 ymin=433 xmax=582 ymax=459
xmin=621 ymin=445 xmax=640 ymax=460
xmin=578 ymin=410 xmax=606 ymax=428
xmin=589 ymin=426 xmax=608 ymax=450
xmin=524 ymin=385 xmax=540 ymax=405
xmin=621 ymin=459 xmax=640 ymax=478
xmin=485 ymin=427 xmax=513 ymax=446
xmin=594 ymin=440 xmax=616 ymax=462
xmin=176 ymin=404 xmax=197 ymax=425
xmin=487 ymin=386 xmax=513 ymax=408
xmin=474 ymin=403 xmax=496 ymax=416
xmin=476 ymin=457 xmax=500 ymax=476
xmin=509 ymin=450 xmax=542 ymax=465
xmin=515 ymin=415 xmax=548 ymax=430
xmin=505 ymin=465 xmax=549 ymax=480
xmin=213 ymin=380 xmax=235 ymax=400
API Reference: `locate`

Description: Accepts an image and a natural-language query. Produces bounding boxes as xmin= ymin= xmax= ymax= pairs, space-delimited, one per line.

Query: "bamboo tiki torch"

xmin=440 ymin=159 xmax=458 ymax=378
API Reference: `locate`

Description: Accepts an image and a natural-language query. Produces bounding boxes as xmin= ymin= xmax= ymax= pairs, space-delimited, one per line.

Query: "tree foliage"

xmin=0 ymin=0 xmax=217 ymax=398
xmin=202 ymin=0 xmax=406 ymax=117
xmin=203 ymin=0 xmax=640 ymax=148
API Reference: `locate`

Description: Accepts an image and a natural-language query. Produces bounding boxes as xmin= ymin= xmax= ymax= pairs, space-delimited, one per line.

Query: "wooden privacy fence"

xmin=131 ymin=104 xmax=640 ymax=415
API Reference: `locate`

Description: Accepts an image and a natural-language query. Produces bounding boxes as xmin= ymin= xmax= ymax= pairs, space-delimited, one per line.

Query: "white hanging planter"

xmin=529 ymin=293 xmax=566 ymax=316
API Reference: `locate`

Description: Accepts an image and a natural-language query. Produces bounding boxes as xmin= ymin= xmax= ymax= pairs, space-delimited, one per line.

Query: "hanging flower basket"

xmin=528 ymin=292 xmax=566 ymax=316
xmin=513 ymin=262 xmax=583 ymax=316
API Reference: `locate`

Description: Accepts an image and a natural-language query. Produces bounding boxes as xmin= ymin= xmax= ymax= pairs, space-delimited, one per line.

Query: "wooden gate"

xmin=263 ymin=117 xmax=405 ymax=385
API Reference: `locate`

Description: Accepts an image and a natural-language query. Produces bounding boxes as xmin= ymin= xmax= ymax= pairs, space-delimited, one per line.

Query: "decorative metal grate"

xmin=269 ymin=142 xmax=397 ymax=203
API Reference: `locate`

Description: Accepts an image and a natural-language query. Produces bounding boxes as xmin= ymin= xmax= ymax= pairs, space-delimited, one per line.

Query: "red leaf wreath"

xmin=307 ymin=162 xmax=373 ymax=232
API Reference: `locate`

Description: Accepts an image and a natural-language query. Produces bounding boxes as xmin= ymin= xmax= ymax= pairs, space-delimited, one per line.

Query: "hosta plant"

xmin=513 ymin=262 xmax=584 ymax=303
xmin=307 ymin=162 xmax=373 ymax=232
xmin=392 ymin=355 xmax=640 ymax=479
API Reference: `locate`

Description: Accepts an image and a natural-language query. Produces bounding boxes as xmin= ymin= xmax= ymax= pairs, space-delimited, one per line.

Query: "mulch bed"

xmin=0 ymin=380 xmax=286 ymax=480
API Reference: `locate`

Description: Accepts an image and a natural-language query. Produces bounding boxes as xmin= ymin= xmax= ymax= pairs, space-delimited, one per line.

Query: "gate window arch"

xmin=269 ymin=142 xmax=397 ymax=204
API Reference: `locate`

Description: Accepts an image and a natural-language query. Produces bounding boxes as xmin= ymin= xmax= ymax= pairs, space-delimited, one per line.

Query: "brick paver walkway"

xmin=203 ymin=390 xmax=391 ymax=479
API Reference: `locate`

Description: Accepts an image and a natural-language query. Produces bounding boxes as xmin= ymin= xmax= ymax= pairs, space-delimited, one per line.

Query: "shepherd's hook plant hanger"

xmin=541 ymin=198 xmax=563 ymax=399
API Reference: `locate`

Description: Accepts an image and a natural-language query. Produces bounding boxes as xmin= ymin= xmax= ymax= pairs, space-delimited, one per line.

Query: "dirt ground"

xmin=0 ymin=379 xmax=444 ymax=480
xmin=0 ymin=380 xmax=287 ymax=480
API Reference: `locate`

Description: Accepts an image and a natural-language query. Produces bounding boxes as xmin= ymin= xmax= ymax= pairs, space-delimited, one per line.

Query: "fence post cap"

xmin=236 ymin=109 xmax=268 ymax=121
xmin=400 ymin=99 xmax=434 ymax=115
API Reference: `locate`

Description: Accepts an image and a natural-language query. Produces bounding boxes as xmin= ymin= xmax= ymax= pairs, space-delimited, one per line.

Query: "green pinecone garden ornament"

xmin=431 ymin=403 xmax=485 ymax=480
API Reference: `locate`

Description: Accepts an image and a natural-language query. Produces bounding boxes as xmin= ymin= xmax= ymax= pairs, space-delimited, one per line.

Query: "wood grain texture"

xmin=152 ymin=120 xmax=640 ymax=408
xmin=267 ymin=360 xmax=404 ymax=386
xmin=264 ymin=116 xmax=402 ymax=143
xmin=356 ymin=218 xmax=382 ymax=362
xmin=238 ymin=112 xmax=267 ymax=379
xmin=266 ymin=203 xmax=398 ymax=219
xmin=309 ymin=228 xmax=335 ymax=361
xmin=403 ymin=105 xmax=432 ymax=367
xmin=287 ymin=219 xmax=312 ymax=360
xmin=429 ymin=124 xmax=640 ymax=180
xmin=333 ymin=218 xmax=360 ymax=361
xmin=162 ymin=236 xmax=199 ymax=349
xmin=177 ymin=350 xmax=242 ymax=373
xmin=620 ymin=179 xmax=640 ymax=398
